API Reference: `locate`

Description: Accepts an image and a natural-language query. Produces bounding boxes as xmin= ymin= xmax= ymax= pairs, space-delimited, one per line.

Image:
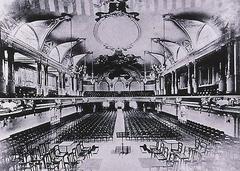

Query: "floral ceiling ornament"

xmin=93 ymin=0 xmax=141 ymax=51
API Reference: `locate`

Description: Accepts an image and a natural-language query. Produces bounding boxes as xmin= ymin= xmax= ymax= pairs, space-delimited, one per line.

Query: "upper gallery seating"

xmin=124 ymin=110 xmax=182 ymax=140
xmin=196 ymin=85 xmax=218 ymax=95
xmin=83 ymin=91 xmax=155 ymax=97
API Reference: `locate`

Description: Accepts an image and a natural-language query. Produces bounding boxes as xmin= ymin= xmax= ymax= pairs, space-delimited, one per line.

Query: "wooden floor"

xmin=57 ymin=138 xmax=239 ymax=171
xmin=2 ymin=109 xmax=240 ymax=171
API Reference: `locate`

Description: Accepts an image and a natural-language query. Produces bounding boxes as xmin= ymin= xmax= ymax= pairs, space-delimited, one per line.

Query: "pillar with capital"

xmin=174 ymin=70 xmax=178 ymax=95
xmin=233 ymin=116 xmax=239 ymax=138
xmin=62 ymin=73 xmax=66 ymax=95
xmin=43 ymin=65 xmax=48 ymax=96
xmin=234 ymin=40 xmax=240 ymax=94
xmin=171 ymin=71 xmax=175 ymax=95
xmin=160 ymin=76 xmax=165 ymax=95
xmin=36 ymin=63 xmax=42 ymax=96
xmin=192 ymin=61 xmax=198 ymax=94
xmin=0 ymin=46 xmax=6 ymax=96
xmin=70 ymin=75 xmax=75 ymax=95
xmin=58 ymin=72 xmax=63 ymax=96
xmin=75 ymin=74 xmax=80 ymax=96
xmin=155 ymin=76 xmax=160 ymax=95
xmin=218 ymin=60 xmax=226 ymax=94
xmin=187 ymin=64 xmax=192 ymax=95
xmin=226 ymin=42 xmax=234 ymax=94
xmin=7 ymin=48 xmax=15 ymax=97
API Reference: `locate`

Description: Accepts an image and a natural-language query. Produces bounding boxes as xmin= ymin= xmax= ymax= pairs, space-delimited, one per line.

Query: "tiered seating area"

xmin=124 ymin=110 xmax=181 ymax=140
xmin=58 ymin=111 xmax=117 ymax=142
xmin=83 ymin=91 xmax=155 ymax=97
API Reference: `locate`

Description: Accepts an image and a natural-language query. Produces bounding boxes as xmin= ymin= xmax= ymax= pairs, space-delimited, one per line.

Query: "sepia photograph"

xmin=0 ymin=0 xmax=240 ymax=170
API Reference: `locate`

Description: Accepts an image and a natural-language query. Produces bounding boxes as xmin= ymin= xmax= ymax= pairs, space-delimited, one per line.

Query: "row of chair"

xmin=57 ymin=111 xmax=117 ymax=142
xmin=155 ymin=112 xmax=227 ymax=143
xmin=1 ymin=139 xmax=98 ymax=171
xmin=176 ymin=119 xmax=226 ymax=143
xmin=0 ymin=111 xmax=89 ymax=170
xmin=140 ymin=138 xmax=212 ymax=170
xmin=196 ymin=85 xmax=218 ymax=96
xmin=124 ymin=110 xmax=182 ymax=141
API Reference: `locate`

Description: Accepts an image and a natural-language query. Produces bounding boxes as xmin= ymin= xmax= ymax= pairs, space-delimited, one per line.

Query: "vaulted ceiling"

xmin=1 ymin=0 xmax=239 ymax=76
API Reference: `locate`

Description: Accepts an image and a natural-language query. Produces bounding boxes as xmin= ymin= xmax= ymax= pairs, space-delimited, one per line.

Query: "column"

xmin=171 ymin=71 xmax=175 ymax=95
xmin=79 ymin=77 xmax=84 ymax=96
xmin=234 ymin=40 xmax=240 ymax=94
xmin=62 ymin=73 xmax=66 ymax=95
xmin=218 ymin=60 xmax=226 ymax=93
xmin=75 ymin=74 xmax=79 ymax=95
xmin=43 ymin=65 xmax=48 ymax=96
xmin=0 ymin=46 xmax=6 ymax=96
xmin=155 ymin=77 xmax=160 ymax=95
xmin=56 ymin=75 xmax=59 ymax=95
xmin=70 ymin=75 xmax=74 ymax=95
xmin=192 ymin=61 xmax=198 ymax=94
xmin=238 ymin=117 xmax=240 ymax=138
xmin=160 ymin=76 xmax=165 ymax=95
xmin=58 ymin=72 xmax=63 ymax=96
xmin=233 ymin=116 xmax=239 ymax=138
xmin=187 ymin=64 xmax=192 ymax=95
xmin=174 ymin=71 xmax=178 ymax=95
xmin=7 ymin=49 xmax=15 ymax=97
xmin=226 ymin=42 xmax=234 ymax=94
xmin=36 ymin=63 xmax=42 ymax=96
xmin=212 ymin=66 xmax=215 ymax=84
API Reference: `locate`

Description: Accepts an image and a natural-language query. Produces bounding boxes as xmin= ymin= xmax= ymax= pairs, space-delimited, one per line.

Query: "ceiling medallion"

xmin=93 ymin=0 xmax=141 ymax=51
